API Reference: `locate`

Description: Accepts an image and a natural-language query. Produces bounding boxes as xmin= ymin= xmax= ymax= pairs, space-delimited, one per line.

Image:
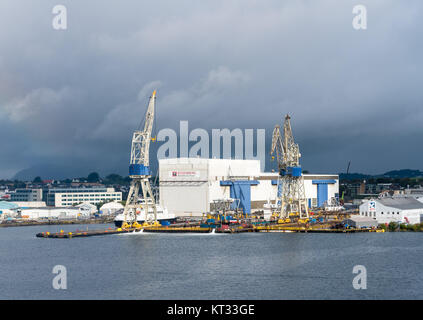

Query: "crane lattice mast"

xmin=270 ymin=115 xmax=308 ymax=220
xmin=122 ymin=90 xmax=158 ymax=228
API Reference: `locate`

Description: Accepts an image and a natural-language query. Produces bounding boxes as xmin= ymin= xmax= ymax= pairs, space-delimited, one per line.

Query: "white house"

xmin=359 ymin=197 xmax=423 ymax=224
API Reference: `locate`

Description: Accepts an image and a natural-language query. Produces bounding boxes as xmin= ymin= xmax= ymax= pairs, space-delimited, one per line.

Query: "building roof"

xmin=100 ymin=202 xmax=124 ymax=210
xmin=378 ymin=197 xmax=423 ymax=210
xmin=74 ymin=202 xmax=97 ymax=209
xmin=0 ymin=201 xmax=19 ymax=210
xmin=345 ymin=216 xmax=376 ymax=223
xmin=11 ymin=201 xmax=46 ymax=208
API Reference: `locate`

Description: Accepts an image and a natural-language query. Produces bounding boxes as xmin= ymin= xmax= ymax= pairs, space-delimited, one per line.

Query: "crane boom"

xmin=270 ymin=125 xmax=284 ymax=169
xmin=130 ymin=90 xmax=156 ymax=167
xmin=122 ymin=90 xmax=159 ymax=228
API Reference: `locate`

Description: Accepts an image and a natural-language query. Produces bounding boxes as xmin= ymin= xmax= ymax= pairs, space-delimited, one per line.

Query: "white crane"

xmin=270 ymin=115 xmax=308 ymax=220
xmin=122 ymin=90 xmax=159 ymax=228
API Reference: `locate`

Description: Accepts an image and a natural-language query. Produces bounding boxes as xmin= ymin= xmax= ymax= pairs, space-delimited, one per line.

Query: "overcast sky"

xmin=0 ymin=0 xmax=422 ymax=179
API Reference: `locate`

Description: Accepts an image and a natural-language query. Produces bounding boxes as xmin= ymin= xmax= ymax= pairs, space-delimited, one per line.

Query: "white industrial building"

xmin=359 ymin=198 xmax=423 ymax=224
xmin=19 ymin=207 xmax=81 ymax=220
xmin=46 ymin=187 xmax=122 ymax=207
xmin=0 ymin=201 xmax=19 ymax=219
xmin=343 ymin=216 xmax=379 ymax=229
xmin=1 ymin=201 xmax=84 ymax=220
xmin=159 ymin=158 xmax=339 ymax=217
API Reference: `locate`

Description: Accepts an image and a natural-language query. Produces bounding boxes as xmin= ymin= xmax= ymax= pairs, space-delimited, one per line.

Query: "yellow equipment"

xmin=132 ymin=222 xmax=142 ymax=229
xmin=277 ymin=218 xmax=291 ymax=224
xmin=122 ymin=222 xmax=131 ymax=229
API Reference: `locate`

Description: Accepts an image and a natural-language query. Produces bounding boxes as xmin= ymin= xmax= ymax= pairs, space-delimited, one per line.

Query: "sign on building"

xmin=169 ymin=171 xmax=200 ymax=178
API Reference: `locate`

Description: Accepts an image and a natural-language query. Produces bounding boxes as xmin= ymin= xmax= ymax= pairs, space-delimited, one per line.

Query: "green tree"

xmin=410 ymin=224 xmax=419 ymax=232
xmin=33 ymin=176 xmax=42 ymax=183
xmin=87 ymin=172 xmax=100 ymax=183
xmin=96 ymin=200 xmax=108 ymax=210
xmin=388 ymin=222 xmax=399 ymax=232
xmin=104 ymin=174 xmax=124 ymax=185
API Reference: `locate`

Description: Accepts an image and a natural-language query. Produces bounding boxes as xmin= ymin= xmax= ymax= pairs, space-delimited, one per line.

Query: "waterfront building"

xmin=46 ymin=187 xmax=122 ymax=207
xmin=19 ymin=207 xmax=81 ymax=220
xmin=343 ymin=216 xmax=378 ymax=229
xmin=359 ymin=197 xmax=423 ymax=224
xmin=159 ymin=158 xmax=339 ymax=217
xmin=0 ymin=201 xmax=19 ymax=219
xmin=10 ymin=188 xmax=43 ymax=202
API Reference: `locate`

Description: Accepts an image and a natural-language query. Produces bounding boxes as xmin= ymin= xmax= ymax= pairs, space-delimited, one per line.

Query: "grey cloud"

xmin=0 ymin=0 xmax=422 ymax=178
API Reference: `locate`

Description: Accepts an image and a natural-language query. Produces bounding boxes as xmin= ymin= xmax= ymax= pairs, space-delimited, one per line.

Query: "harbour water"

xmin=1 ymin=223 xmax=422 ymax=299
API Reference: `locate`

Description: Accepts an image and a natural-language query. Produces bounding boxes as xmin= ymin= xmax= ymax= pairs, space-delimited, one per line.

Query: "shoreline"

xmin=0 ymin=217 xmax=114 ymax=228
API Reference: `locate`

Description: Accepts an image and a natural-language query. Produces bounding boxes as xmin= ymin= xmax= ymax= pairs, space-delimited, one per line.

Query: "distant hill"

xmin=12 ymin=165 xmax=423 ymax=182
xmin=381 ymin=169 xmax=423 ymax=178
xmin=13 ymin=165 xmax=88 ymax=181
xmin=340 ymin=169 xmax=423 ymax=181
xmin=13 ymin=164 xmax=95 ymax=181
xmin=12 ymin=162 xmax=130 ymax=181
xmin=339 ymin=173 xmax=372 ymax=180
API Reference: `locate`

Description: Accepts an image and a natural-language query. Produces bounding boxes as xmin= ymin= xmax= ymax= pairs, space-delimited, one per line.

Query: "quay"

xmin=35 ymin=221 xmax=384 ymax=238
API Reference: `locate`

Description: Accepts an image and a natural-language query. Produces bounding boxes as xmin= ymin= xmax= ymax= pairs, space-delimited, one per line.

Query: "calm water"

xmin=0 ymin=223 xmax=422 ymax=299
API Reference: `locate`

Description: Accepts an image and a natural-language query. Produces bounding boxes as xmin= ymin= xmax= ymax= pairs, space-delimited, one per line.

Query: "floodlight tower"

xmin=270 ymin=115 xmax=308 ymax=220
xmin=122 ymin=90 xmax=158 ymax=228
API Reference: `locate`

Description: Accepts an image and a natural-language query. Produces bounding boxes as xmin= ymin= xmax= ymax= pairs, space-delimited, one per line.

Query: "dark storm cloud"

xmin=0 ymin=0 xmax=422 ymax=178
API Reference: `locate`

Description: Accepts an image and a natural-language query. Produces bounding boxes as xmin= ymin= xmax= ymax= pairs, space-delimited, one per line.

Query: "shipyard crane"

xmin=121 ymin=90 xmax=159 ymax=229
xmin=270 ymin=115 xmax=308 ymax=221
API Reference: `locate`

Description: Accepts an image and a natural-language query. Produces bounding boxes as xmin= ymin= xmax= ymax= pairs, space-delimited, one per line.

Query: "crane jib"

xmin=122 ymin=90 xmax=158 ymax=226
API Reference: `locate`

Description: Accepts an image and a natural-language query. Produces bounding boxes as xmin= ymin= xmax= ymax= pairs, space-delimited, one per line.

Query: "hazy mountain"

xmin=339 ymin=173 xmax=372 ymax=181
xmin=340 ymin=169 xmax=423 ymax=181
xmin=13 ymin=164 xmax=100 ymax=181
xmin=12 ymin=163 xmax=423 ymax=182
xmin=381 ymin=169 xmax=423 ymax=178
